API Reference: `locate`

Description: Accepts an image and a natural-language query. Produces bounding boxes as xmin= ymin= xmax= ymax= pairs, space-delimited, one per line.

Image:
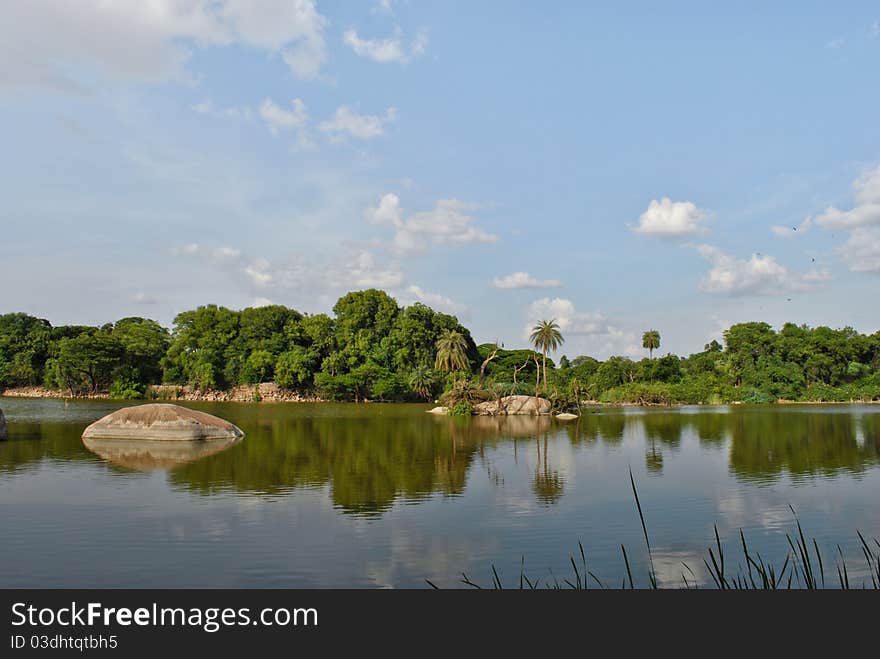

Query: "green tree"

xmin=642 ymin=329 xmax=661 ymax=359
xmin=529 ymin=319 xmax=564 ymax=390
xmin=408 ymin=364 xmax=436 ymax=400
xmin=275 ymin=346 xmax=316 ymax=390
xmin=434 ymin=329 xmax=469 ymax=382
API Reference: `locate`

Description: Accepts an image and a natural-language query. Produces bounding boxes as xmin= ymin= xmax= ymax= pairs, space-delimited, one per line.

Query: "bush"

xmin=109 ymin=377 xmax=145 ymax=400
xmin=449 ymin=401 xmax=473 ymax=416
xmin=741 ymin=388 xmax=775 ymax=404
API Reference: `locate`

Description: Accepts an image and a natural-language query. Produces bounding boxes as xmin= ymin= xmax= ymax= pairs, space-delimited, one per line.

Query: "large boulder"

xmin=474 ymin=395 xmax=552 ymax=416
xmin=0 ymin=408 xmax=6 ymax=440
xmin=82 ymin=403 xmax=244 ymax=441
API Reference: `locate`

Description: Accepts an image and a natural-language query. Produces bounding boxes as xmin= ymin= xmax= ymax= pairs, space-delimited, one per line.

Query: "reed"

xmin=429 ymin=471 xmax=880 ymax=590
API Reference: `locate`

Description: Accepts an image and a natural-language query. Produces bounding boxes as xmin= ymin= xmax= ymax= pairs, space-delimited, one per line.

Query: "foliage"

xmin=529 ymin=319 xmax=564 ymax=388
xmin=449 ymin=401 xmax=474 ymax=416
xmin=642 ymin=329 xmax=661 ymax=358
xmin=2 ymin=305 xmax=880 ymax=405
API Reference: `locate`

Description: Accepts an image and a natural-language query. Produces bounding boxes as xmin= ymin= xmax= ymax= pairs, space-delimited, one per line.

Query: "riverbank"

xmin=2 ymin=386 xmax=877 ymax=406
xmin=1 ymin=383 xmax=324 ymax=403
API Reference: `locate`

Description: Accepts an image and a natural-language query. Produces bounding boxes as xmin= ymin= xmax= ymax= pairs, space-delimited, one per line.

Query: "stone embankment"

xmin=1 ymin=383 xmax=323 ymax=403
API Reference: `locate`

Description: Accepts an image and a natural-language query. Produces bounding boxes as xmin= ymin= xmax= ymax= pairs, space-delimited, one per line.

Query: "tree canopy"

xmin=1 ymin=301 xmax=878 ymax=404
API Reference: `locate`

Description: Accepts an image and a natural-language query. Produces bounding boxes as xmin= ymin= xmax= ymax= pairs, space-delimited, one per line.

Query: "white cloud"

xmin=175 ymin=244 xmax=405 ymax=300
xmin=259 ymin=98 xmax=309 ymax=135
xmin=525 ymin=298 xmax=639 ymax=358
xmin=0 ymin=0 xmax=327 ymax=90
xmin=318 ymin=106 xmax=396 ymax=142
xmin=491 ymin=272 xmax=563 ymax=289
xmin=771 ymin=216 xmax=812 ymax=238
xmin=343 ymin=28 xmax=428 ymax=63
xmin=398 ymin=285 xmax=468 ymax=317
xmin=372 ymin=0 xmax=394 ymax=14
xmin=872 ymin=21 xmax=880 ymax=38
xmin=693 ymin=244 xmax=831 ymax=295
xmin=252 ymin=297 xmax=274 ymax=307
xmin=244 ymin=258 xmax=274 ymax=287
xmin=366 ymin=194 xmax=498 ymax=254
xmin=815 ymin=166 xmax=880 ymax=229
xmin=191 ymin=99 xmax=253 ymax=121
xmin=826 ymin=37 xmax=845 ymax=49
xmin=631 ymin=198 xmax=709 ymax=237
xmin=213 ymin=246 xmax=241 ymax=261
xmin=836 ymin=227 xmax=880 ymax=273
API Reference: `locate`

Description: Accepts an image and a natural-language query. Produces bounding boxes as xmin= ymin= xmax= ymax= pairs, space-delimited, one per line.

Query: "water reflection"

xmin=1 ymin=402 xmax=879 ymax=515
xmin=82 ymin=436 xmax=243 ymax=471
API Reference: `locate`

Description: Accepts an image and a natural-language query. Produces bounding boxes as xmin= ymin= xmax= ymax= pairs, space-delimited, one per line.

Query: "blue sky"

xmin=1 ymin=1 xmax=879 ymax=358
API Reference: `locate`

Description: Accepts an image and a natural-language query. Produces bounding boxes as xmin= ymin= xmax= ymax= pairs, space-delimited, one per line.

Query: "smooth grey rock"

xmin=82 ymin=403 xmax=244 ymax=441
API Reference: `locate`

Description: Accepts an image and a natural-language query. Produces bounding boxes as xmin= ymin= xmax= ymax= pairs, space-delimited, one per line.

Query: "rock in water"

xmin=555 ymin=412 xmax=579 ymax=421
xmin=474 ymin=395 xmax=552 ymax=416
xmin=82 ymin=403 xmax=244 ymax=441
xmin=426 ymin=406 xmax=449 ymax=415
xmin=0 ymin=408 xmax=6 ymax=440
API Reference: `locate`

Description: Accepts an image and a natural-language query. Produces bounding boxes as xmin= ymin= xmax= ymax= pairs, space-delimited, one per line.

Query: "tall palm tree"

xmin=529 ymin=319 xmax=564 ymax=390
xmin=434 ymin=329 xmax=469 ymax=382
xmin=642 ymin=330 xmax=661 ymax=359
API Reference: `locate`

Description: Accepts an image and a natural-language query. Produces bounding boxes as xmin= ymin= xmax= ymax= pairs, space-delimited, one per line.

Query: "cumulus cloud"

xmin=365 ymin=193 xmax=498 ymax=254
xmin=318 ymin=106 xmax=396 ymax=142
xmin=815 ymin=166 xmax=880 ymax=230
xmin=343 ymin=27 xmax=428 ymax=63
xmin=0 ymin=0 xmax=328 ymax=90
xmin=172 ymin=243 xmax=406 ymax=304
xmin=771 ymin=216 xmax=812 ymax=238
xmin=398 ymin=285 xmax=469 ymax=318
xmin=259 ymin=98 xmax=309 ymax=135
xmin=631 ymin=198 xmax=709 ymax=237
xmin=491 ymin=272 xmax=563 ymax=289
xmin=836 ymin=227 xmax=880 ymax=273
xmin=525 ymin=298 xmax=639 ymax=358
xmin=693 ymin=244 xmax=831 ymax=295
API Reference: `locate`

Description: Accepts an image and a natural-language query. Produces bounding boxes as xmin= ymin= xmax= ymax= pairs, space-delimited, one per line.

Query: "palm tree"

xmin=642 ymin=330 xmax=661 ymax=359
xmin=529 ymin=319 xmax=564 ymax=390
xmin=434 ymin=329 xmax=469 ymax=382
xmin=408 ymin=364 xmax=435 ymax=400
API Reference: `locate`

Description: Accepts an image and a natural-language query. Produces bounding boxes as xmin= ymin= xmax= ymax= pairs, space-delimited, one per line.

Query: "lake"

xmin=1 ymin=398 xmax=878 ymax=588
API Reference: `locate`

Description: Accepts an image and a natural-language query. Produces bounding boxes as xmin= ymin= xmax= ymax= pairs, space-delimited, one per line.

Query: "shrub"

xmin=449 ymin=401 xmax=473 ymax=416
xmin=109 ymin=377 xmax=145 ymax=400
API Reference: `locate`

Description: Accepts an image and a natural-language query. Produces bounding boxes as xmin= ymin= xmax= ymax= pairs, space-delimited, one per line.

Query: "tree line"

xmin=1 ymin=290 xmax=879 ymax=403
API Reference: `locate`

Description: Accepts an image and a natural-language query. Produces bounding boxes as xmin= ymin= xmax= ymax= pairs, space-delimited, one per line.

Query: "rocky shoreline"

xmin=0 ymin=383 xmax=324 ymax=404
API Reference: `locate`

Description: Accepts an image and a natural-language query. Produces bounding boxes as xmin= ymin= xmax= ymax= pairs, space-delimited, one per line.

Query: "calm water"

xmin=1 ymin=397 xmax=879 ymax=588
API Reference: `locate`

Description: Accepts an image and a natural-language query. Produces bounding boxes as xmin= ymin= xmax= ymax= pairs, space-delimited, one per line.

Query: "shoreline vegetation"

xmin=1 ymin=288 xmax=879 ymax=411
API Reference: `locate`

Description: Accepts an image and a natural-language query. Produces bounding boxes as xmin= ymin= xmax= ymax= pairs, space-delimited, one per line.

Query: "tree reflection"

xmin=532 ymin=435 xmax=565 ymax=504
